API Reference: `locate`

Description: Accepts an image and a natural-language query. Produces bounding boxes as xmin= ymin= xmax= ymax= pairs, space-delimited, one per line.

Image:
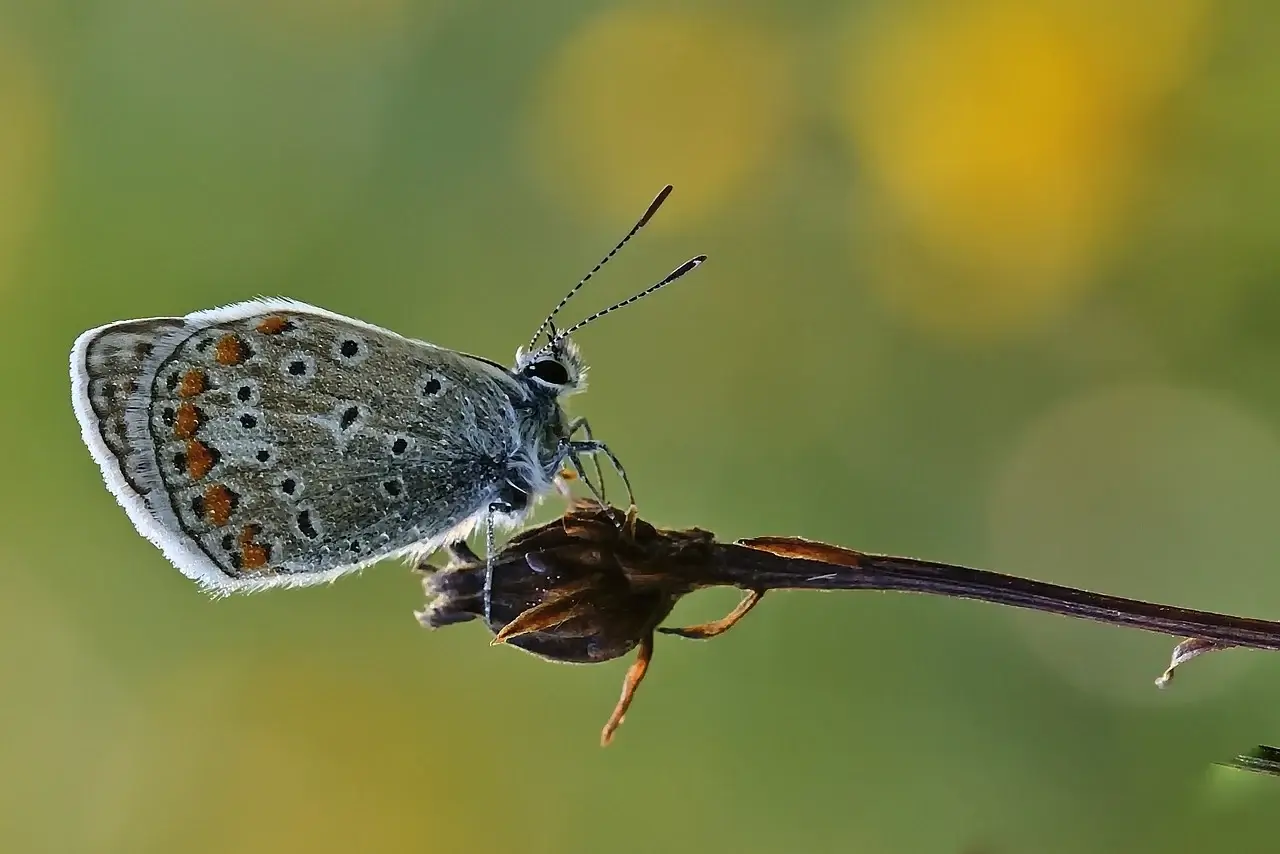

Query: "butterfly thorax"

xmin=495 ymin=377 xmax=574 ymax=515
xmin=497 ymin=333 xmax=587 ymax=512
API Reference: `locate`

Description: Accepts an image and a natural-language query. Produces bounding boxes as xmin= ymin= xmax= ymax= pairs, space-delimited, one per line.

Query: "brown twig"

xmin=415 ymin=503 xmax=1280 ymax=745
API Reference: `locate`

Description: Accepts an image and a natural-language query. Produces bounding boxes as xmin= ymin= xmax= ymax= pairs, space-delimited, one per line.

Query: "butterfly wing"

xmin=71 ymin=298 xmax=526 ymax=593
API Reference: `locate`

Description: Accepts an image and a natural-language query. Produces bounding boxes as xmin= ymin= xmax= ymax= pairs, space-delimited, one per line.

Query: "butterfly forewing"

xmin=75 ymin=300 xmax=525 ymax=592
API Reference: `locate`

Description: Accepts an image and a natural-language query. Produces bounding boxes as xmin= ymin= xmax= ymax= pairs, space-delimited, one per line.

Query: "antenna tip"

xmin=638 ymin=185 xmax=676 ymax=228
xmin=660 ymin=254 xmax=706 ymax=284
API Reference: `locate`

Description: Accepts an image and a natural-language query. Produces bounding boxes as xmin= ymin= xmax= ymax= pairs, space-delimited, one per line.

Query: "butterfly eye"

xmin=525 ymin=359 xmax=570 ymax=386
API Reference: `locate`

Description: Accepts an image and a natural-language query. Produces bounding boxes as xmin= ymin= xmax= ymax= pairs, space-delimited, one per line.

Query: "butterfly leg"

xmin=659 ymin=589 xmax=766 ymax=639
xmin=563 ymin=446 xmax=608 ymax=512
xmin=442 ymin=540 xmax=480 ymax=567
xmin=568 ymin=439 xmax=637 ymax=533
xmin=565 ymin=417 xmax=608 ymax=503
xmin=482 ymin=499 xmax=517 ymax=627
xmin=412 ymin=539 xmax=474 ymax=578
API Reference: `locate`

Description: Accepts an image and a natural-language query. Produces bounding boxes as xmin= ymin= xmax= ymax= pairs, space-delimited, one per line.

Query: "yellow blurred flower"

xmin=844 ymin=0 xmax=1213 ymax=340
xmin=526 ymin=7 xmax=791 ymax=226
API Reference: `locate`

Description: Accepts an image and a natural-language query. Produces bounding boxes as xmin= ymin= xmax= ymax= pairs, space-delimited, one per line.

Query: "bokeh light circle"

xmin=108 ymin=653 xmax=477 ymax=854
xmin=0 ymin=40 xmax=53 ymax=295
xmin=203 ymin=0 xmax=417 ymax=55
xmin=0 ymin=577 xmax=142 ymax=852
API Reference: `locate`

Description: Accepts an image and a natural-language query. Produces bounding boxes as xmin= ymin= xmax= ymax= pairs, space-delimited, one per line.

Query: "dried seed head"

xmin=417 ymin=504 xmax=717 ymax=664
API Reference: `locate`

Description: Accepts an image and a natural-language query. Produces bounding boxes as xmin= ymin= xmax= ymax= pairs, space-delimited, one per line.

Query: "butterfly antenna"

xmin=527 ymin=184 xmax=674 ymax=352
xmin=553 ymin=255 xmax=706 ymax=341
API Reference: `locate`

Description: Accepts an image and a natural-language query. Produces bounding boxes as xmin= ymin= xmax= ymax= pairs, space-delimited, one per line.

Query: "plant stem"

xmin=711 ymin=539 xmax=1280 ymax=651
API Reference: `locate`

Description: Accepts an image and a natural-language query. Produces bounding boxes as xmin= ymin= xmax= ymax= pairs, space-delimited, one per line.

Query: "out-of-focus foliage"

xmin=5 ymin=0 xmax=1280 ymax=851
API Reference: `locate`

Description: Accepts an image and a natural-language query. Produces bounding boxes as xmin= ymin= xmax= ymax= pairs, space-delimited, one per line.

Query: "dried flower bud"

xmin=417 ymin=503 xmax=730 ymax=744
xmin=418 ymin=504 xmax=718 ymax=663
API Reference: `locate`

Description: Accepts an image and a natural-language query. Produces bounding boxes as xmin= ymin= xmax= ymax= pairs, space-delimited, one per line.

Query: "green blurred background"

xmin=5 ymin=0 xmax=1280 ymax=851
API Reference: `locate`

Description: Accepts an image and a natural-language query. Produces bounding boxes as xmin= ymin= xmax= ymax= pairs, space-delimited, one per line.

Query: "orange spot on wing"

xmin=177 ymin=369 xmax=207 ymax=398
xmin=203 ymin=484 xmax=236 ymax=527
xmin=214 ymin=334 xmax=250 ymax=366
xmin=186 ymin=440 xmax=217 ymax=480
xmin=255 ymin=315 xmax=294 ymax=335
xmin=239 ymin=524 xmax=271 ymax=569
xmin=173 ymin=403 xmax=201 ymax=438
